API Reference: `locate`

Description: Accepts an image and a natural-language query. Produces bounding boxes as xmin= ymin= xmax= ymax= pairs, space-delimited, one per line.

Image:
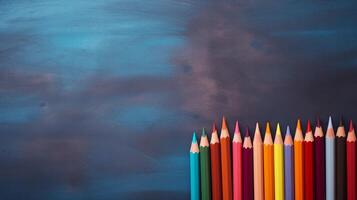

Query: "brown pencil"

xmin=336 ymin=118 xmax=346 ymax=199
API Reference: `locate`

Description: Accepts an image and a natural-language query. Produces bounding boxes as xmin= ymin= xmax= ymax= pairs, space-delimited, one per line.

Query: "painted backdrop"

xmin=1 ymin=0 xmax=357 ymax=199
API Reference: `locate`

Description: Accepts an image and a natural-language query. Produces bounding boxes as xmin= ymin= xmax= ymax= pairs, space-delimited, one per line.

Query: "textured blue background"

xmin=1 ymin=0 xmax=357 ymax=199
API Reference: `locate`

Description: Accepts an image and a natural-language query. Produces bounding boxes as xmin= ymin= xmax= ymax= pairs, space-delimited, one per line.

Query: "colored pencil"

xmin=284 ymin=126 xmax=294 ymax=200
xmin=336 ymin=118 xmax=346 ymax=199
xmin=274 ymin=123 xmax=284 ymax=200
xmin=294 ymin=119 xmax=304 ymax=200
xmin=233 ymin=121 xmax=242 ymax=200
xmin=220 ymin=117 xmax=233 ymax=200
xmin=347 ymin=120 xmax=356 ymax=200
xmin=325 ymin=116 xmax=335 ymax=200
xmin=190 ymin=132 xmax=200 ymax=200
xmin=314 ymin=118 xmax=325 ymax=200
xmin=263 ymin=122 xmax=274 ymax=200
xmin=253 ymin=122 xmax=264 ymax=200
xmin=200 ymin=128 xmax=211 ymax=200
xmin=210 ymin=123 xmax=222 ymax=200
xmin=242 ymin=128 xmax=253 ymax=200
xmin=304 ymin=120 xmax=314 ymax=200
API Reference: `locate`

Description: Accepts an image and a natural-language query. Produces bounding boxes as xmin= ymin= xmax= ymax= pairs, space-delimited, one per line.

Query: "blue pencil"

xmin=190 ymin=132 xmax=200 ymax=200
xmin=325 ymin=116 xmax=335 ymax=200
xmin=284 ymin=126 xmax=294 ymax=200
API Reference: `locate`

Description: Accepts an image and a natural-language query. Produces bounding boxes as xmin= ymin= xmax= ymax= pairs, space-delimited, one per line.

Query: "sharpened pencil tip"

xmin=339 ymin=117 xmax=344 ymax=127
xmin=307 ymin=120 xmax=312 ymax=132
xmin=316 ymin=117 xmax=321 ymax=127
xmin=276 ymin=123 xmax=281 ymax=135
xmin=255 ymin=122 xmax=260 ymax=132
xmin=245 ymin=127 xmax=250 ymax=137
xmin=235 ymin=120 xmax=240 ymax=133
xmin=192 ymin=132 xmax=197 ymax=143
xmin=202 ymin=128 xmax=206 ymax=136
xmin=328 ymin=116 xmax=333 ymax=129
xmin=286 ymin=126 xmax=291 ymax=135
xmin=266 ymin=122 xmax=271 ymax=134
xmin=297 ymin=119 xmax=302 ymax=131
xmin=349 ymin=120 xmax=354 ymax=132
xmin=222 ymin=116 xmax=228 ymax=130
xmin=212 ymin=122 xmax=217 ymax=132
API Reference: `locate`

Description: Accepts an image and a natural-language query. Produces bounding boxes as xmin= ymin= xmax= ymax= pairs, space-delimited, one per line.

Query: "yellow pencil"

xmin=274 ymin=123 xmax=284 ymax=200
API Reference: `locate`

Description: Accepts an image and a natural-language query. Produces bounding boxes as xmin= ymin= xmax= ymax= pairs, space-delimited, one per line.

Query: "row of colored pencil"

xmin=190 ymin=116 xmax=356 ymax=200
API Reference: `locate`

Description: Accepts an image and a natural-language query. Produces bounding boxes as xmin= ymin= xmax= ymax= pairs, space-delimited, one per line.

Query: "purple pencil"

xmin=314 ymin=118 xmax=325 ymax=200
xmin=284 ymin=126 xmax=294 ymax=200
xmin=242 ymin=128 xmax=253 ymax=200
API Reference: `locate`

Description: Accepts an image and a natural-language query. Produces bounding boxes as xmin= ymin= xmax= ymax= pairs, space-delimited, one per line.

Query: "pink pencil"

xmin=233 ymin=121 xmax=243 ymax=200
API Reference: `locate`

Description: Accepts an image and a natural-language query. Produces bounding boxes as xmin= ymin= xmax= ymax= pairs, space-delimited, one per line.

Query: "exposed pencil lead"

xmin=286 ymin=126 xmax=291 ymax=135
xmin=306 ymin=120 xmax=312 ymax=132
xmin=235 ymin=120 xmax=240 ymax=133
xmin=339 ymin=117 xmax=344 ymax=127
xmin=328 ymin=116 xmax=333 ymax=129
xmin=222 ymin=116 xmax=228 ymax=130
xmin=266 ymin=122 xmax=271 ymax=134
xmin=192 ymin=131 xmax=197 ymax=143
xmin=349 ymin=120 xmax=354 ymax=132
xmin=297 ymin=118 xmax=302 ymax=131
xmin=202 ymin=128 xmax=206 ymax=136
xmin=212 ymin=122 xmax=217 ymax=132
xmin=316 ymin=117 xmax=321 ymax=127
xmin=276 ymin=123 xmax=281 ymax=135
xmin=245 ymin=127 xmax=250 ymax=137
xmin=255 ymin=122 xmax=260 ymax=133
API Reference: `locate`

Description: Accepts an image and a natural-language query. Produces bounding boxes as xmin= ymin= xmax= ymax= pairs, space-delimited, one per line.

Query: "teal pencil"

xmin=325 ymin=116 xmax=335 ymax=200
xmin=190 ymin=132 xmax=200 ymax=200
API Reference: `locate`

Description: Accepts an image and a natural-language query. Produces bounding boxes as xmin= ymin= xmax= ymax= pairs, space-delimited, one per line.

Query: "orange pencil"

xmin=253 ymin=122 xmax=264 ymax=200
xmin=294 ymin=119 xmax=304 ymax=200
xmin=263 ymin=122 xmax=274 ymax=200
xmin=221 ymin=116 xmax=233 ymax=200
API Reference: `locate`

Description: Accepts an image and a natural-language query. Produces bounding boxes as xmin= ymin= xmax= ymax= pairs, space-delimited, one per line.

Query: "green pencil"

xmin=200 ymin=128 xmax=211 ymax=200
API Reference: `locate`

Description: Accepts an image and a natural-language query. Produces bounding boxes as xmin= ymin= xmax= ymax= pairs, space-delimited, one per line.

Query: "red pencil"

xmin=210 ymin=123 xmax=222 ymax=200
xmin=314 ymin=118 xmax=325 ymax=200
xmin=347 ymin=120 xmax=356 ymax=200
xmin=242 ymin=128 xmax=253 ymax=200
xmin=304 ymin=120 xmax=314 ymax=200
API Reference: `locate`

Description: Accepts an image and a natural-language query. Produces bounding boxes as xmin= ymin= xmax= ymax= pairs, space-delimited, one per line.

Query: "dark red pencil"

xmin=347 ymin=120 xmax=356 ymax=200
xmin=210 ymin=123 xmax=222 ymax=200
xmin=314 ymin=118 xmax=325 ymax=200
xmin=242 ymin=128 xmax=253 ymax=200
xmin=304 ymin=120 xmax=314 ymax=200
